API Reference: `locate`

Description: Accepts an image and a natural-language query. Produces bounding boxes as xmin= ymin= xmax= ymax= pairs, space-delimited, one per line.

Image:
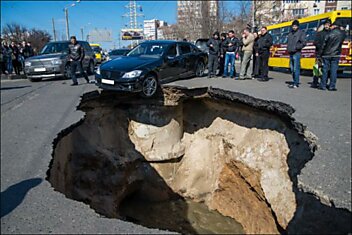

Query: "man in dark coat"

xmin=311 ymin=19 xmax=331 ymax=88
xmin=257 ymin=26 xmax=273 ymax=81
xmin=319 ymin=21 xmax=346 ymax=91
xmin=206 ymin=31 xmax=220 ymax=78
xmin=68 ymin=36 xmax=90 ymax=86
xmin=218 ymin=33 xmax=227 ymax=76
xmin=287 ymin=20 xmax=306 ymax=88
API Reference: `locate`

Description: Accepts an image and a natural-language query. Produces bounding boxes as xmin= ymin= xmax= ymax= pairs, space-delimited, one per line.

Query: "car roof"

xmin=47 ymin=40 xmax=88 ymax=44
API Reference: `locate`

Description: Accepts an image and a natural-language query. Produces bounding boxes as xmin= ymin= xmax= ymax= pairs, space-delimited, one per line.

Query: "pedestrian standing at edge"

xmin=287 ymin=20 xmax=306 ymax=88
xmin=218 ymin=33 xmax=227 ymax=76
xmin=319 ymin=21 xmax=346 ymax=91
xmin=239 ymin=28 xmax=255 ymax=80
xmin=252 ymin=31 xmax=260 ymax=79
xmin=10 ymin=42 xmax=20 ymax=75
xmin=207 ymin=31 xmax=220 ymax=78
xmin=257 ymin=26 xmax=273 ymax=81
xmin=223 ymin=30 xmax=239 ymax=79
xmin=68 ymin=36 xmax=90 ymax=86
xmin=312 ymin=19 xmax=331 ymax=88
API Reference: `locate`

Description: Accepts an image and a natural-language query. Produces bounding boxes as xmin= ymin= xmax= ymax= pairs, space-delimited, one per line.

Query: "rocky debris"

xmin=47 ymin=87 xmax=351 ymax=234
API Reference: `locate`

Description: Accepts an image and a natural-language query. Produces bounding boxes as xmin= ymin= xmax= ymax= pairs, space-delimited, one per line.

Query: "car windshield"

xmin=110 ymin=50 xmax=128 ymax=56
xmin=195 ymin=40 xmax=208 ymax=51
xmin=127 ymin=43 xmax=169 ymax=58
xmin=91 ymin=47 xmax=101 ymax=53
xmin=40 ymin=42 xmax=69 ymax=54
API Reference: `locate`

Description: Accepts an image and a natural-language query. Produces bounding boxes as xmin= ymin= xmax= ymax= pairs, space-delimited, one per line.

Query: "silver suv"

xmin=24 ymin=41 xmax=96 ymax=82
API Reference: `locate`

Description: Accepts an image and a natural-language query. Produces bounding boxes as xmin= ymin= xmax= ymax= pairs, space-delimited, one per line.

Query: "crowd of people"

xmin=0 ymin=41 xmax=34 ymax=75
xmin=206 ymin=18 xmax=346 ymax=91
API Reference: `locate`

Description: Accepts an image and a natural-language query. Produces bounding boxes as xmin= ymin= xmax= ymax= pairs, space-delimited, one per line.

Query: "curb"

xmin=1 ymin=74 xmax=27 ymax=80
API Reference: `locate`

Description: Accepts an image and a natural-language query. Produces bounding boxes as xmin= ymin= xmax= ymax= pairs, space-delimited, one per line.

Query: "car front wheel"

xmin=141 ymin=75 xmax=158 ymax=98
xmin=64 ymin=64 xmax=71 ymax=79
xmin=195 ymin=61 xmax=205 ymax=77
xmin=87 ymin=61 xmax=95 ymax=75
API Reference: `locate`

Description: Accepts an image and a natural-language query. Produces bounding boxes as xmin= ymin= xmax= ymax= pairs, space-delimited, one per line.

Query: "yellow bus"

xmin=267 ymin=10 xmax=352 ymax=71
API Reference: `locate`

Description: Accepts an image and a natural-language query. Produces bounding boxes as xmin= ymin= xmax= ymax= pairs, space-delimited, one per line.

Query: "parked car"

xmin=195 ymin=38 xmax=209 ymax=54
xmin=106 ymin=49 xmax=131 ymax=61
xmin=90 ymin=43 xmax=103 ymax=63
xmin=95 ymin=40 xmax=207 ymax=97
xmin=24 ymin=41 xmax=96 ymax=82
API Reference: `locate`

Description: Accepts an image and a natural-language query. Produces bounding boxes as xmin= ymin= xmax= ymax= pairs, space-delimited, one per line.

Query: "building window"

xmin=314 ymin=9 xmax=320 ymax=15
xmin=285 ymin=0 xmax=300 ymax=3
xmin=293 ymin=8 xmax=305 ymax=16
xmin=315 ymin=0 xmax=320 ymax=2
xmin=325 ymin=7 xmax=334 ymax=12
xmin=341 ymin=7 xmax=348 ymax=10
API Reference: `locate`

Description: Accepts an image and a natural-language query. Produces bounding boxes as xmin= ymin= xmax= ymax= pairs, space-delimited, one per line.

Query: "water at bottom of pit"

xmin=119 ymin=194 xmax=244 ymax=234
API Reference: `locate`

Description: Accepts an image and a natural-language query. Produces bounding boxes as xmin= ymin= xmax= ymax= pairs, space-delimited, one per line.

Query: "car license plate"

xmin=102 ymin=79 xmax=114 ymax=85
xmin=34 ymin=68 xmax=46 ymax=72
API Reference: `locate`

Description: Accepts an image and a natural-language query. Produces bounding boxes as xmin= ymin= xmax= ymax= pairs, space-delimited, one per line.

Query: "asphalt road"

xmin=1 ymin=67 xmax=351 ymax=233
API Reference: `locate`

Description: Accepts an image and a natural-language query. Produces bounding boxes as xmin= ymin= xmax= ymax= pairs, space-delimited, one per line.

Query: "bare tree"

xmin=2 ymin=23 xmax=52 ymax=54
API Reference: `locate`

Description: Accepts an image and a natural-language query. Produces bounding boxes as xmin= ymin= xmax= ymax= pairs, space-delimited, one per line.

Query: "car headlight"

xmin=122 ymin=70 xmax=143 ymax=78
xmin=96 ymin=66 xmax=101 ymax=75
xmin=25 ymin=61 xmax=31 ymax=67
xmin=51 ymin=59 xmax=62 ymax=65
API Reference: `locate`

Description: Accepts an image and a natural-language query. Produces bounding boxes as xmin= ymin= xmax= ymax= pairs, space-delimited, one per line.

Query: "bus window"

xmin=279 ymin=33 xmax=288 ymax=44
xmin=281 ymin=26 xmax=290 ymax=33
xmin=306 ymin=29 xmax=316 ymax=42
xmin=299 ymin=23 xmax=309 ymax=31
xmin=272 ymin=35 xmax=280 ymax=44
xmin=308 ymin=21 xmax=319 ymax=30
xmin=318 ymin=18 xmax=328 ymax=26
xmin=272 ymin=28 xmax=281 ymax=35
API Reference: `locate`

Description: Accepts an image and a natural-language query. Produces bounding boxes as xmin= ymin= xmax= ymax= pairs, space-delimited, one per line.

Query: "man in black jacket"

xmin=222 ymin=30 xmax=239 ymax=79
xmin=218 ymin=33 xmax=227 ymax=76
xmin=257 ymin=27 xmax=273 ymax=81
xmin=319 ymin=21 xmax=346 ymax=91
xmin=311 ymin=19 xmax=331 ymax=88
xmin=207 ymin=32 xmax=220 ymax=78
xmin=68 ymin=36 xmax=90 ymax=86
xmin=287 ymin=20 xmax=306 ymax=88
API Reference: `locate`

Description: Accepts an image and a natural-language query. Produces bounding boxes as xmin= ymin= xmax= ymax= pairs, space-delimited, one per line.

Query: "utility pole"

xmin=65 ymin=8 xmax=70 ymax=40
xmin=52 ymin=18 xmax=57 ymax=41
xmin=122 ymin=1 xmax=144 ymax=45
xmin=81 ymin=27 xmax=84 ymax=40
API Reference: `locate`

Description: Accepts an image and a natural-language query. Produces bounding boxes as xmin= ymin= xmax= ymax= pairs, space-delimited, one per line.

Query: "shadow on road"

xmin=0 ymin=85 xmax=32 ymax=91
xmin=1 ymin=178 xmax=43 ymax=218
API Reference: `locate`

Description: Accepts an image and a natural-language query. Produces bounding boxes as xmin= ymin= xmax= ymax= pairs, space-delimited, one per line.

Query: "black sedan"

xmin=95 ymin=40 xmax=207 ymax=97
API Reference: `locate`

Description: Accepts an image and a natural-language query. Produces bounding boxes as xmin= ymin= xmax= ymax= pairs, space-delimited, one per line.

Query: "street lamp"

xmin=64 ymin=0 xmax=81 ymax=40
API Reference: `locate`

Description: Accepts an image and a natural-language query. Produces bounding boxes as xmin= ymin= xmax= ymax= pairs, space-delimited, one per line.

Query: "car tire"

xmin=64 ymin=64 xmax=71 ymax=79
xmin=87 ymin=60 xmax=95 ymax=75
xmin=141 ymin=75 xmax=158 ymax=98
xmin=28 ymin=77 xmax=42 ymax=82
xmin=195 ymin=61 xmax=205 ymax=77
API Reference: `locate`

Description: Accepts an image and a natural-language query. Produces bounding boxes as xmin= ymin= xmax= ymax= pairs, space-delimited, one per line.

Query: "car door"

xmin=159 ymin=43 xmax=182 ymax=82
xmin=178 ymin=43 xmax=193 ymax=78
xmin=81 ymin=42 xmax=91 ymax=68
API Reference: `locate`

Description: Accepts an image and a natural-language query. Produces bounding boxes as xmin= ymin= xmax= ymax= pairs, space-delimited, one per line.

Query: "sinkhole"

xmin=47 ymin=87 xmax=351 ymax=234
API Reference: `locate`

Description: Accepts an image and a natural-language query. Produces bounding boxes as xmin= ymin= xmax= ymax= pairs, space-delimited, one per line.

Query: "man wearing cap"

xmin=312 ymin=19 xmax=331 ymax=88
xmin=287 ymin=20 xmax=306 ymax=88
xmin=319 ymin=21 xmax=346 ymax=91
xmin=207 ymin=31 xmax=220 ymax=78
